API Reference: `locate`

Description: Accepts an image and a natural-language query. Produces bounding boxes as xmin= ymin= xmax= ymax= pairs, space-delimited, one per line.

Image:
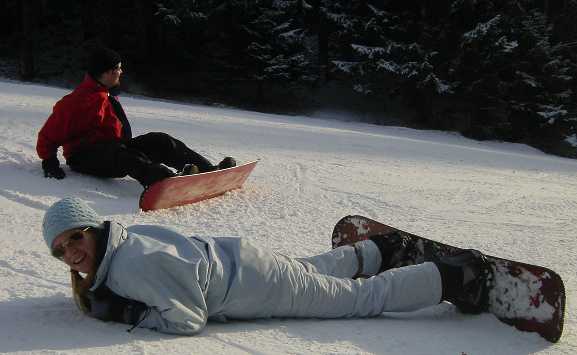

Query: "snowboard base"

xmin=332 ymin=215 xmax=565 ymax=343
xmin=139 ymin=161 xmax=257 ymax=211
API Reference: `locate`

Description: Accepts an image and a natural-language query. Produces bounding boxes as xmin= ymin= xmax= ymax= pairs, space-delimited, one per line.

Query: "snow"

xmin=278 ymin=29 xmax=304 ymax=44
xmin=463 ymin=15 xmax=502 ymax=43
xmin=326 ymin=12 xmax=355 ymax=30
xmin=496 ymin=36 xmax=519 ymax=53
xmin=518 ymin=70 xmax=540 ymax=88
xmin=536 ymin=105 xmax=567 ymax=124
xmin=0 ymin=79 xmax=576 ymax=354
xmin=377 ymin=59 xmax=400 ymax=73
xmin=367 ymin=4 xmax=385 ymax=17
xmin=489 ymin=263 xmax=556 ymax=322
xmin=332 ymin=60 xmax=357 ymax=73
xmin=351 ymin=44 xmax=386 ymax=60
xmin=272 ymin=0 xmax=294 ymax=10
xmin=565 ymin=134 xmax=577 ymax=147
xmin=421 ymin=74 xmax=453 ymax=95
xmin=353 ymin=84 xmax=371 ymax=95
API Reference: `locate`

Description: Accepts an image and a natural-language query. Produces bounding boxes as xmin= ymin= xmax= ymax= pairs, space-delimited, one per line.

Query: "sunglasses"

xmin=51 ymin=227 xmax=90 ymax=260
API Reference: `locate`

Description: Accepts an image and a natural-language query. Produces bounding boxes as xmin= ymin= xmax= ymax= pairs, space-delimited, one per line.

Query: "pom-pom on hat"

xmin=42 ymin=197 xmax=103 ymax=250
xmin=87 ymin=46 xmax=121 ymax=78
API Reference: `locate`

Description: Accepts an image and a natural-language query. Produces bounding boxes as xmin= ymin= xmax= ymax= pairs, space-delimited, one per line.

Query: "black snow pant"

xmin=67 ymin=132 xmax=215 ymax=187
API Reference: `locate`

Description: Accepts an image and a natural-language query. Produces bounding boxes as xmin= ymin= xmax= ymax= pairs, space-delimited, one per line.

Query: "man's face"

xmin=51 ymin=227 xmax=99 ymax=274
xmin=101 ymin=63 xmax=122 ymax=88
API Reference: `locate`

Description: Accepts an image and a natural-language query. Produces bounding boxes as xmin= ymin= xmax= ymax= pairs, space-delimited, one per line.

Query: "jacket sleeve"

xmin=109 ymin=250 xmax=209 ymax=335
xmin=37 ymin=107 xmax=68 ymax=160
xmin=37 ymin=93 xmax=121 ymax=160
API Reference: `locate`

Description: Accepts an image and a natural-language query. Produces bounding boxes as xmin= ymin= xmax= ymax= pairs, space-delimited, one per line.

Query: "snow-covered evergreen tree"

xmin=445 ymin=6 xmax=576 ymax=148
xmin=246 ymin=3 xmax=313 ymax=84
xmin=328 ymin=1 xmax=450 ymax=121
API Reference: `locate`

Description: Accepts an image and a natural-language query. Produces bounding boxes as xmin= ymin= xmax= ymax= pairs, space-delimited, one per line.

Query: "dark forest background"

xmin=1 ymin=0 xmax=576 ymax=157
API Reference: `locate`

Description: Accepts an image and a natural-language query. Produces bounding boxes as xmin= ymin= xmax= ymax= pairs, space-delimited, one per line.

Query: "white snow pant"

xmin=215 ymin=238 xmax=442 ymax=320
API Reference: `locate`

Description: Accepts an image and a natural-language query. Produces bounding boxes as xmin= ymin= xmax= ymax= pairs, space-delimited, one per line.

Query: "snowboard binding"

xmin=433 ymin=250 xmax=493 ymax=314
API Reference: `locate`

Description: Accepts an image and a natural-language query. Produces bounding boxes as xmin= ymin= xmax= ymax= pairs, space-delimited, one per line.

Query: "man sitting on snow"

xmin=43 ymin=197 xmax=492 ymax=335
xmin=36 ymin=45 xmax=235 ymax=187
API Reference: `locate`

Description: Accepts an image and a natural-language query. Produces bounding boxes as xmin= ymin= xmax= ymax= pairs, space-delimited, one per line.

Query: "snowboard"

xmin=332 ymin=215 xmax=565 ymax=343
xmin=139 ymin=161 xmax=257 ymax=211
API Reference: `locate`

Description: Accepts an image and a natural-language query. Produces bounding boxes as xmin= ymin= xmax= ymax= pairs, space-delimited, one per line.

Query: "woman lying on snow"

xmin=43 ymin=197 xmax=490 ymax=335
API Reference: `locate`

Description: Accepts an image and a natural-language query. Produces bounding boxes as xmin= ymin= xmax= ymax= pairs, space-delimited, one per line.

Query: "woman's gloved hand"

xmin=71 ymin=270 xmax=147 ymax=325
xmin=87 ymin=287 xmax=148 ymax=324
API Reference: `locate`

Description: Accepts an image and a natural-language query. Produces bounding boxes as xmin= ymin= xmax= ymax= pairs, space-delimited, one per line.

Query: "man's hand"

xmin=42 ymin=156 xmax=66 ymax=179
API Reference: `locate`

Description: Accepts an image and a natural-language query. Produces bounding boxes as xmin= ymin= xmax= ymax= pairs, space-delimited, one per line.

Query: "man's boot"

xmin=180 ymin=164 xmax=199 ymax=176
xmin=138 ymin=165 xmax=175 ymax=188
xmin=217 ymin=157 xmax=236 ymax=169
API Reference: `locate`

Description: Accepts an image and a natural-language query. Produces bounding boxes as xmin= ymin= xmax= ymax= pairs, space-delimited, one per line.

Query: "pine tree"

xmin=329 ymin=1 xmax=450 ymax=121
xmin=243 ymin=1 xmax=315 ymax=101
xmin=445 ymin=5 xmax=576 ymax=151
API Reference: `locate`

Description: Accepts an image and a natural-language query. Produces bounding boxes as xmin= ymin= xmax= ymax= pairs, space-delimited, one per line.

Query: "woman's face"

xmin=51 ymin=227 xmax=99 ymax=274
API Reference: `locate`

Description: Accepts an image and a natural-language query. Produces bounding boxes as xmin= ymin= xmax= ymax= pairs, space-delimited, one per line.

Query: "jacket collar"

xmin=78 ymin=74 xmax=109 ymax=94
xmin=90 ymin=221 xmax=128 ymax=291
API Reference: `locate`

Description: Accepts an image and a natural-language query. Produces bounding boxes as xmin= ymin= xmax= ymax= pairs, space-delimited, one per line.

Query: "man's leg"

xmin=67 ymin=141 xmax=174 ymax=187
xmin=127 ymin=132 xmax=215 ymax=172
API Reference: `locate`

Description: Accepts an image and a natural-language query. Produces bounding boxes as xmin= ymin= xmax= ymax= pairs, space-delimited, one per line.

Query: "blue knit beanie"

xmin=42 ymin=197 xmax=103 ymax=249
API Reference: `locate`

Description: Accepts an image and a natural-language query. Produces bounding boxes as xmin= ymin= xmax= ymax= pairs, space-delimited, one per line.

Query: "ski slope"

xmin=0 ymin=79 xmax=575 ymax=354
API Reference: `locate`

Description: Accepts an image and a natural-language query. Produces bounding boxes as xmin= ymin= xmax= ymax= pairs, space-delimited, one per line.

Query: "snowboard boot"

xmin=218 ymin=157 xmax=236 ymax=169
xmin=369 ymin=231 xmax=418 ymax=272
xmin=140 ymin=165 xmax=176 ymax=188
xmin=433 ymin=249 xmax=493 ymax=314
xmin=180 ymin=163 xmax=199 ymax=176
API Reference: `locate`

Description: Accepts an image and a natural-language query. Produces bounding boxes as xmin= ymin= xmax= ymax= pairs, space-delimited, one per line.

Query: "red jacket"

xmin=36 ymin=75 xmax=124 ymax=160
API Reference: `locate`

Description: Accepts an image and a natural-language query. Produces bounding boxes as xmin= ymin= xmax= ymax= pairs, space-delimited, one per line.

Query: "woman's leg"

xmin=295 ymin=240 xmax=382 ymax=279
xmin=219 ymin=239 xmax=442 ymax=320
xmin=269 ymin=256 xmax=443 ymax=317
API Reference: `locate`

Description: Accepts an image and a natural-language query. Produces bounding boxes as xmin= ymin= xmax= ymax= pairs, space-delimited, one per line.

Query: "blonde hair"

xmin=70 ymin=269 xmax=96 ymax=314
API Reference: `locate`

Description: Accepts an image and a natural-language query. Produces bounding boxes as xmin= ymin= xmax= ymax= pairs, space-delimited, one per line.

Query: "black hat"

xmin=87 ymin=46 xmax=121 ymax=78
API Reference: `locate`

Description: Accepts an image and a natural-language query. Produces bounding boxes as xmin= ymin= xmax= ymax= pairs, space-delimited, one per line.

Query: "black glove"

xmin=87 ymin=287 xmax=148 ymax=325
xmin=42 ymin=157 xmax=66 ymax=179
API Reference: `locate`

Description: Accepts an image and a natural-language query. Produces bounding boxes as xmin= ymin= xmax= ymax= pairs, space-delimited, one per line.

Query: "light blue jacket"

xmin=90 ymin=222 xmax=230 ymax=335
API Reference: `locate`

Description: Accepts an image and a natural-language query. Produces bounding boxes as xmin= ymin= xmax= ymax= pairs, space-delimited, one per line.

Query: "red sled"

xmin=139 ymin=161 xmax=257 ymax=211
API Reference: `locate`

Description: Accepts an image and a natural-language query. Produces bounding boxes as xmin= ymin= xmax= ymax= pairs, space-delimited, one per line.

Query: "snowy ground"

xmin=0 ymin=79 xmax=575 ymax=354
